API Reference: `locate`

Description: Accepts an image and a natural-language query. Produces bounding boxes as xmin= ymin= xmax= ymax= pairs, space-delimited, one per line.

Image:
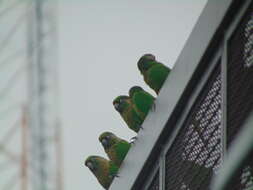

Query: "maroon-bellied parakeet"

xmin=85 ymin=155 xmax=119 ymax=190
xmin=137 ymin=54 xmax=171 ymax=94
xmin=113 ymin=95 xmax=143 ymax=133
xmin=99 ymin=131 xmax=131 ymax=167
xmin=129 ymin=86 xmax=155 ymax=120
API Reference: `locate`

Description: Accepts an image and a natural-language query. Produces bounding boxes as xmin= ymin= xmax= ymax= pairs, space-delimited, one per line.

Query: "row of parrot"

xmin=84 ymin=54 xmax=171 ymax=189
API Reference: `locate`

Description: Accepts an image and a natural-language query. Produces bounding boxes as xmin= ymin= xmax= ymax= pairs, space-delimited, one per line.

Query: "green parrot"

xmin=113 ymin=95 xmax=143 ymax=133
xmin=137 ymin=54 xmax=171 ymax=94
xmin=129 ymin=86 xmax=155 ymax=120
xmin=99 ymin=131 xmax=131 ymax=167
xmin=85 ymin=155 xmax=119 ymax=190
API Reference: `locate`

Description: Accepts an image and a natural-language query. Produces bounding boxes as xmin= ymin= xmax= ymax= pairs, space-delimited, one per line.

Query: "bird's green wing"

xmin=115 ymin=140 xmax=131 ymax=164
xmin=108 ymin=161 xmax=119 ymax=177
xmin=130 ymin=109 xmax=143 ymax=132
xmin=132 ymin=91 xmax=155 ymax=119
xmin=122 ymin=106 xmax=143 ymax=133
xmin=146 ymin=63 xmax=170 ymax=94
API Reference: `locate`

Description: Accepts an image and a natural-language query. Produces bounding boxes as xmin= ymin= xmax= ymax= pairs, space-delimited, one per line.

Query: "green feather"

xmin=115 ymin=141 xmax=131 ymax=164
xmin=122 ymin=106 xmax=143 ymax=132
xmin=129 ymin=86 xmax=155 ymax=120
xmin=138 ymin=54 xmax=171 ymax=94
xmin=145 ymin=63 xmax=170 ymax=94
xmin=99 ymin=132 xmax=131 ymax=167
xmin=113 ymin=96 xmax=143 ymax=132
xmin=85 ymin=155 xmax=119 ymax=190
xmin=108 ymin=160 xmax=119 ymax=176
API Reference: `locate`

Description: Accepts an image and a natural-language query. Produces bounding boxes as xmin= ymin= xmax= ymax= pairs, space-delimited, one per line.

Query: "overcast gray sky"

xmin=59 ymin=1 xmax=207 ymax=189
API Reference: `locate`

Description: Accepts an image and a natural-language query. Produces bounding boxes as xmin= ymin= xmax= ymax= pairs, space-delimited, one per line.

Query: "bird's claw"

xmin=130 ymin=136 xmax=138 ymax=144
xmin=110 ymin=174 xmax=120 ymax=178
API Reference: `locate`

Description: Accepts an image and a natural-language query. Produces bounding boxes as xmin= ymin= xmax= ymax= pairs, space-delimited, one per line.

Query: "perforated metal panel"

xmin=224 ymin=150 xmax=253 ymax=190
xmin=224 ymin=4 xmax=253 ymax=190
xmin=240 ymin=164 xmax=253 ymax=190
xmin=147 ymin=171 xmax=160 ymax=190
xmin=165 ymin=65 xmax=222 ymax=190
xmin=227 ymin=3 xmax=253 ymax=146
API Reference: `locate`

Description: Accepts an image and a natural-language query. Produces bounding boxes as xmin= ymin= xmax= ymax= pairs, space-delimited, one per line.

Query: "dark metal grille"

xmin=225 ymin=150 xmax=253 ymax=190
xmin=165 ymin=65 xmax=222 ymax=190
xmin=240 ymin=165 xmax=253 ymax=190
xmin=147 ymin=171 xmax=159 ymax=190
xmin=224 ymin=3 xmax=253 ymax=190
xmin=227 ymin=3 xmax=253 ymax=146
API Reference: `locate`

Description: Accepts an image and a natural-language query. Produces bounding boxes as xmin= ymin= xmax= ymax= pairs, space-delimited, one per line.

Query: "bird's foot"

xmin=110 ymin=173 xmax=120 ymax=178
xmin=130 ymin=136 xmax=138 ymax=144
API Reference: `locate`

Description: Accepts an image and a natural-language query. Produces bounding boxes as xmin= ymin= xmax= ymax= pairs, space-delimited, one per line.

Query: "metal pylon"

xmin=0 ymin=0 xmax=63 ymax=190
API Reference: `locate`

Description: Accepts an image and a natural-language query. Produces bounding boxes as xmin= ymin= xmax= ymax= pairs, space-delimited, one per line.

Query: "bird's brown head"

xmin=113 ymin=95 xmax=130 ymax=113
xmin=85 ymin=155 xmax=105 ymax=173
xmin=137 ymin=54 xmax=156 ymax=74
xmin=99 ymin=131 xmax=118 ymax=150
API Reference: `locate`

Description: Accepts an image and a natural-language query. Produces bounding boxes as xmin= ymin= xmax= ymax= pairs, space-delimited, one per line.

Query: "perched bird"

xmin=129 ymin=86 xmax=155 ymax=120
xmin=99 ymin=131 xmax=131 ymax=167
xmin=85 ymin=155 xmax=119 ymax=190
xmin=137 ymin=54 xmax=171 ymax=94
xmin=113 ymin=95 xmax=143 ymax=133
